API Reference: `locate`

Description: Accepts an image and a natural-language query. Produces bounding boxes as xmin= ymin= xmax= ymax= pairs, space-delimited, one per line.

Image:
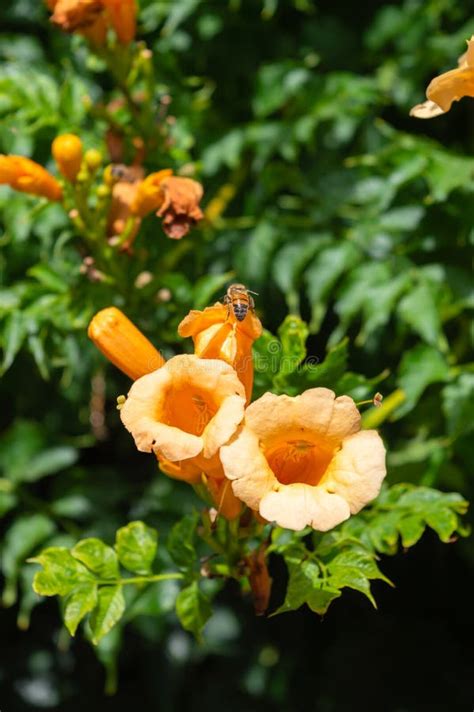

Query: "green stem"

xmin=96 ymin=572 xmax=184 ymax=586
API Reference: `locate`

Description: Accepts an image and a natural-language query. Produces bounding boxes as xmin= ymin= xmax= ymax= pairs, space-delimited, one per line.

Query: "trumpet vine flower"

xmin=220 ymin=388 xmax=386 ymax=531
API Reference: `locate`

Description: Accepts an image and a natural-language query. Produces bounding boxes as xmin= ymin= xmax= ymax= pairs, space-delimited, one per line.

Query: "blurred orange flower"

xmin=88 ymin=307 xmax=165 ymax=380
xmin=107 ymin=165 xmax=143 ymax=246
xmin=48 ymin=0 xmax=105 ymax=38
xmin=103 ymin=0 xmax=137 ymax=44
xmin=156 ymin=176 xmax=204 ymax=239
xmin=47 ymin=0 xmax=136 ymax=44
xmin=220 ymin=388 xmax=386 ymax=531
xmin=0 ymin=155 xmax=62 ymax=201
xmin=130 ymin=169 xmax=173 ymax=218
xmin=52 ymin=134 xmax=83 ymax=182
xmin=178 ymin=303 xmax=262 ymax=402
xmin=411 ymin=36 xmax=474 ymax=118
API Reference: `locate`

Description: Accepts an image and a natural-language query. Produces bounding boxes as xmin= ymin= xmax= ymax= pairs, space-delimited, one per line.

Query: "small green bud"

xmin=96 ymin=184 xmax=111 ymax=199
xmin=84 ymin=149 xmax=102 ymax=171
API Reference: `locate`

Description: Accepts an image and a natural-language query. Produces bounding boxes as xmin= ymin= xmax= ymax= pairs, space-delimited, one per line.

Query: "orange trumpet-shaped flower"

xmin=49 ymin=0 xmax=103 ymax=32
xmin=52 ymin=134 xmax=83 ymax=182
xmin=220 ymin=388 xmax=386 ymax=532
xmin=178 ymin=303 xmax=262 ymax=402
xmin=130 ymin=169 xmax=173 ymax=218
xmin=0 ymin=155 xmax=62 ymax=201
xmin=103 ymin=0 xmax=137 ymax=44
xmin=120 ymin=353 xmax=246 ymax=485
xmin=156 ymin=176 xmax=204 ymax=239
xmin=411 ymin=36 xmax=474 ymax=118
xmin=88 ymin=307 xmax=165 ymax=380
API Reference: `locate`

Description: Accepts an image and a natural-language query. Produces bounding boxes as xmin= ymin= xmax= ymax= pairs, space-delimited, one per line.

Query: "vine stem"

xmin=96 ymin=572 xmax=184 ymax=586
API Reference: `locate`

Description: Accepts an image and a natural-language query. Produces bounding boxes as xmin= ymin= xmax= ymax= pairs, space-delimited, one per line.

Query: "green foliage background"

xmin=1 ymin=0 xmax=473 ymax=709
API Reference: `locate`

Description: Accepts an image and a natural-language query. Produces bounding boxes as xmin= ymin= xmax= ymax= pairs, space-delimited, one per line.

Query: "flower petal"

xmin=245 ymin=388 xmax=360 ymax=446
xmin=120 ymin=365 xmax=203 ymax=461
xmin=321 ymin=429 xmax=386 ymax=514
xmin=409 ymin=100 xmax=445 ymax=119
xmin=220 ymin=427 xmax=276 ymax=511
xmin=259 ymin=485 xmax=350 ymax=532
xmin=202 ymin=394 xmax=246 ymax=458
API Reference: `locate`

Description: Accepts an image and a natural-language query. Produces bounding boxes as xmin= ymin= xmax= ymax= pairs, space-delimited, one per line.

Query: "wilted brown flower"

xmin=156 ymin=176 xmax=204 ymax=239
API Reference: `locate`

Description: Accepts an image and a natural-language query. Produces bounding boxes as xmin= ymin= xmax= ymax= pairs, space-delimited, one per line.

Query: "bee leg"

xmin=223 ymin=298 xmax=231 ymax=321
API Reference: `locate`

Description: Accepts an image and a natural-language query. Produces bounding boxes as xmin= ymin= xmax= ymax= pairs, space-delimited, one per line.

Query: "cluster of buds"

xmin=46 ymin=0 xmax=137 ymax=45
xmin=88 ymin=294 xmax=387 ymax=532
xmin=0 ymin=134 xmax=204 ymax=254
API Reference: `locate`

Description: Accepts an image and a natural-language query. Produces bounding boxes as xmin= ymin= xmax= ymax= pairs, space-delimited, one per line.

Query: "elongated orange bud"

xmin=130 ymin=169 xmax=173 ymax=218
xmin=103 ymin=0 xmax=137 ymax=44
xmin=88 ymin=307 xmax=165 ymax=380
xmin=0 ymin=155 xmax=62 ymax=201
xmin=52 ymin=134 xmax=83 ymax=182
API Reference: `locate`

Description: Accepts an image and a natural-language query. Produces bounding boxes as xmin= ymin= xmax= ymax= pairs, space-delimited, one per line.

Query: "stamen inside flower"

xmin=266 ymin=439 xmax=333 ymax=486
xmin=164 ymin=388 xmax=217 ymax=436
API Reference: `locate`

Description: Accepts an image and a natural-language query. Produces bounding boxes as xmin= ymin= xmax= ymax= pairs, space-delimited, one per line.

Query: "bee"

xmin=222 ymin=283 xmax=258 ymax=322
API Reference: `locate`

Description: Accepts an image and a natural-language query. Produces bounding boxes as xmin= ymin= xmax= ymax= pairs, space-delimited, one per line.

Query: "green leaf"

xmin=398 ymin=282 xmax=446 ymax=350
xmin=328 ymin=567 xmax=376 ymax=607
xmin=396 ymin=344 xmax=449 ymax=417
xmin=253 ymin=61 xmax=311 ymax=117
xmin=327 ymin=549 xmax=391 ymax=585
xmin=305 ymin=242 xmax=360 ymax=331
xmin=64 ymin=582 xmax=98 ymax=636
xmin=72 ymin=539 xmax=119 ymax=580
xmin=442 ymin=373 xmax=474 ymax=438
xmin=31 ymin=548 xmax=94 ymax=596
xmin=19 ymin=446 xmax=78 ymax=483
xmin=89 ymin=585 xmax=125 ymax=645
xmin=398 ymin=515 xmax=427 ymax=548
xmin=302 ymin=339 xmax=348 ymax=389
xmin=2 ymin=514 xmax=56 ymax=606
xmin=175 ymin=581 xmax=211 ymax=640
xmin=272 ymin=315 xmax=310 ymax=393
xmin=192 ymin=272 xmax=233 ymax=310
xmin=272 ymin=235 xmax=321 ymax=311
xmin=306 ymin=588 xmax=341 ymax=615
xmin=1 ymin=311 xmax=27 ymax=374
xmin=115 ymin=521 xmax=158 ymax=575
xmin=274 ymin=559 xmax=321 ymax=614
xmin=27 ymin=264 xmax=68 ymax=293
xmin=236 ymin=221 xmax=280 ymax=284
xmin=167 ymin=512 xmax=199 ymax=570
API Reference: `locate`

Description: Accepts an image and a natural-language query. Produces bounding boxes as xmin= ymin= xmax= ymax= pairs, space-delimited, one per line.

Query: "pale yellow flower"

xmin=411 ymin=36 xmax=474 ymax=118
xmin=220 ymin=388 xmax=386 ymax=531
xmin=120 ymin=354 xmax=246 ymax=477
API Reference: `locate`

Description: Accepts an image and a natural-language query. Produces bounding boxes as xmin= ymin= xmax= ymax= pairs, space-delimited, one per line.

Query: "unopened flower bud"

xmin=156 ymin=287 xmax=172 ymax=302
xmin=373 ymin=392 xmax=383 ymax=407
xmin=52 ymin=134 xmax=83 ymax=183
xmin=84 ymin=148 xmax=102 ymax=171
xmin=96 ymin=184 xmax=111 ymax=199
xmin=135 ymin=271 xmax=153 ymax=289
